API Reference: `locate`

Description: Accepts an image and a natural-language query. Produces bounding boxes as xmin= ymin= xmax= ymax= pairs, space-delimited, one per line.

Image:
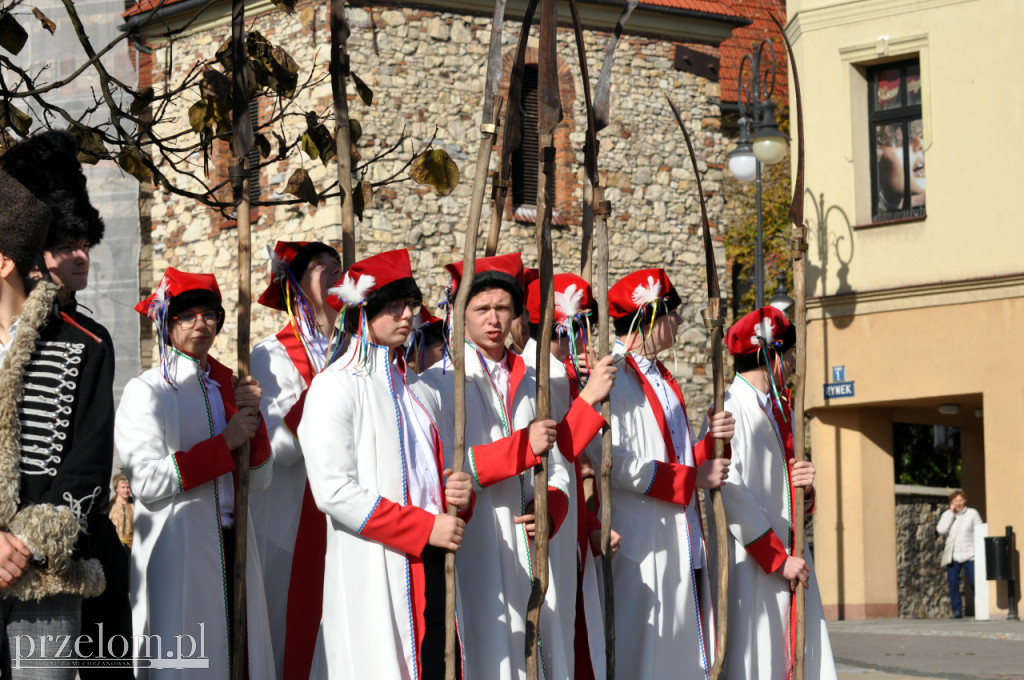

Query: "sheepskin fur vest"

xmin=0 ymin=281 xmax=113 ymax=600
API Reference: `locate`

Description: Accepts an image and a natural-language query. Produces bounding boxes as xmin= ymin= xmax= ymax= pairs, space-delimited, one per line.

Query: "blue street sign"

xmin=832 ymin=365 xmax=845 ymax=382
xmin=824 ymin=381 xmax=855 ymax=399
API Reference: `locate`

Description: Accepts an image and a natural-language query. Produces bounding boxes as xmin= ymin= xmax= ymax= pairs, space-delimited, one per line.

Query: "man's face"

xmin=644 ymin=310 xmax=682 ymax=355
xmin=367 ymin=298 xmax=417 ymax=350
xmin=168 ymin=305 xmax=220 ymax=359
xmin=44 ymin=238 xmax=90 ymax=293
xmin=115 ymin=481 xmax=131 ymax=500
xmin=299 ymin=253 xmax=342 ymax=310
xmin=465 ymin=287 xmax=515 ymax=361
xmin=951 ymin=494 xmax=966 ymax=513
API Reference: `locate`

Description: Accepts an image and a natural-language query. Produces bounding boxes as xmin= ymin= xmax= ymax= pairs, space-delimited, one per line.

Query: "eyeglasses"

xmin=172 ymin=311 xmax=221 ymax=329
xmin=382 ymin=299 xmax=422 ymax=318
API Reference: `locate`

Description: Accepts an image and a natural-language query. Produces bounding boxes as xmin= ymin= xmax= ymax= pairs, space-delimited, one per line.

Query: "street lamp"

xmin=729 ymin=39 xmax=790 ymax=308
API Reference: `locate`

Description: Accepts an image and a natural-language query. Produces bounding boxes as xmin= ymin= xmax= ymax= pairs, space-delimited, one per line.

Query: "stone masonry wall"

xmin=139 ymin=1 xmax=739 ymax=414
xmin=897 ymin=492 xmax=958 ymax=618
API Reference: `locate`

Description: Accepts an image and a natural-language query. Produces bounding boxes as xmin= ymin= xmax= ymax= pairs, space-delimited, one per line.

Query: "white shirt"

xmin=480 ymin=350 xmax=511 ymax=415
xmin=200 ymin=363 xmax=233 ymax=528
xmin=299 ymin=316 xmax=330 ymax=373
xmin=392 ymin=361 xmax=442 ymax=514
xmin=633 ymin=353 xmax=704 ymax=568
xmin=0 ymin=317 xmax=20 ymax=370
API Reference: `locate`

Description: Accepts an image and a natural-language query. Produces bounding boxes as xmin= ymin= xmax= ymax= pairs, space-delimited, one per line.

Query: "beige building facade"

xmin=788 ymin=0 xmax=1024 ymax=619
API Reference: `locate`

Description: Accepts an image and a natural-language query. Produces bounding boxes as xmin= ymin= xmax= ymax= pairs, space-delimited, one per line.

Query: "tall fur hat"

xmin=0 ymin=169 xmax=51 ymax=275
xmin=0 ymin=130 xmax=105 ymax=250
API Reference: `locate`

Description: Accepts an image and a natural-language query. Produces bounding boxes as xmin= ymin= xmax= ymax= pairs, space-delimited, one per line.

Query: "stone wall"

xmin=896 ymin=490 xmax=957 ymax=618
xmin=137 ymin=0 xmax=741 ymax=414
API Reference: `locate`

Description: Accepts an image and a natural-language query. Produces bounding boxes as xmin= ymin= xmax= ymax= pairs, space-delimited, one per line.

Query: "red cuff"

xmin=250 ymin=420 xmax=271 ymax=469
xmin=555 ymin=399 xmax=607 ymax=463
xmin=173 ymin=435 xmax=235 ymax=491
xmin=644 ymin=460 xmax=696 ymax=506
xmin=693 ymin=436 xmax=730 ymax=467
xmin=548 ymin=487 xmax=569 ymax=537
xmin=284 ymin=390 xmax=308 ymax=436
xmin=744 ymin=529 xmax=790 ymax=575
xmin=358 ymin=497 xmax=436 ymax=556
xmin=467 ymin=429 xmax=539 ymax=487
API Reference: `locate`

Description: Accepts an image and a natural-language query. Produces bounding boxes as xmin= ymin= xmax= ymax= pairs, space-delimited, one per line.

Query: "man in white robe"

xmin=703 ymin=306 xmax=836 ymax=680
xmin=116 ymin=268 xmax=275 ymax=679
xmin=249 ymin=240 xmax=342 ymax=679
xmin=297 ymin=248 xmax=472 ymax=679
xmin=522 ymin=273 xmax=617 ymax=680
xmin=421 ymin=253 xmax=575 ymax=680
xmin=606 ymin=268 xmax=733 ymax=680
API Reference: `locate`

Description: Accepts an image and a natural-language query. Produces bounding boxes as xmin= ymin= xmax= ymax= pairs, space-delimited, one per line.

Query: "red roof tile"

xmin=638 ymin=0 xmax=747 ymax=20
xmin=124 ymin=0 xmax=186 ymax=19
xmin=716 ymin=0 xmax=789 ymax=105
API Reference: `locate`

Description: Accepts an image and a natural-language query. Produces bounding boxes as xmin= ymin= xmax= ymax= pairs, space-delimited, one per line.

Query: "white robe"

xmin=249 ymin=330 xmax=316 ymax=677
xmin=298 ymin=343 xmax=465 ymax=679
xmin=608 ymin=355 xmax=715 ymax=680
xmin=703 ymin=377 xmax=836 ymax=680
xmin=421 ymin=344 xmax=572 ymax=680
xmin=115 ymin=350 xmax=274 ymax=680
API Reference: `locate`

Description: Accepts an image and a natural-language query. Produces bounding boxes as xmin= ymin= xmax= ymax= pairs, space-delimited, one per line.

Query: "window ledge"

xmin=854 ymin=214 xmax=927 ymax=230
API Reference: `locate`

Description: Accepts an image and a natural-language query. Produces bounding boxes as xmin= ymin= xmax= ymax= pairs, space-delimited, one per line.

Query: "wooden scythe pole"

xmin=485 ymin=0 xmax=539 ymax=257
xmin=229 ymin=0 xmax=254 ymax=677
xmin=329 ymin=0 xmax=356 ymax=270
xmin=445 ymin=3 xmax=508 ymax=677
xmin=667 ymin=96 xmax=730 ymax=680
xmin=770 ymin=12 xmax=809 ymax=678
xmin=525 ymin=1 xmax=560 ymax=678
xmin=567 ymin=2 xmax=636 ymax=673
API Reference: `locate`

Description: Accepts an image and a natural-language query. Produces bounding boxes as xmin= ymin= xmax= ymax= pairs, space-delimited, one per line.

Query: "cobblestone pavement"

xmin=829 ymin=618 xmax=1024 ymax=679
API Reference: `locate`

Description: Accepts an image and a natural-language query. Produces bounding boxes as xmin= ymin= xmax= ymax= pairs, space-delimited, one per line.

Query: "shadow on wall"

xmin=804 ymin=188 xmax=854 ymax=314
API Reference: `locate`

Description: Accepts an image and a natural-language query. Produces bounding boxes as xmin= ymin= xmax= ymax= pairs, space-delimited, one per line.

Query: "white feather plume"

xmin=751 ymin=317 xmax=776 ymax=347
xmin=631 ymin=275 xmax=662 ymax=308
xmin=329 ymin=272 xmax=376 ymax=306
xmin=554 ymin=283 xmax=584 ymax=320
xmin=268 ymin=245 xmax=289 ymax=281
xmin=148 ymin=277 xmax=170 ymax=321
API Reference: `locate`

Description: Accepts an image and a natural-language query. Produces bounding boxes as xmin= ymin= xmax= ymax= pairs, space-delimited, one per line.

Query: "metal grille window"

xmin=511 ymin=65 xmax=555 ymax=211
xmin=868 ymin=59 xmax=925 ymax=222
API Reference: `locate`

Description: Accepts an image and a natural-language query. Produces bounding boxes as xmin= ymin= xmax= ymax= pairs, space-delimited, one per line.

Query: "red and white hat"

xmin=726 ymin=306 xmax=794 ymax=357
xmin=257 ymin=240 xmax=340 ymax=311
xmin=329 ymin=248 xmax=414 ymax=308
xmin=444 ymin=252 xmax=525 ymax=295
xmin=526 ymin=273 xmax=595 ymax=327
xmin=135 ymin=267 xmax=221 ymax=321
xmin=608 ymin=268 xmax=676 ymax=320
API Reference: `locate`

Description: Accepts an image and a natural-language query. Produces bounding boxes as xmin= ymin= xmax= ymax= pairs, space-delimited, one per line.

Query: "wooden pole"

xmin=667 ymin=95 xmax=730 ymax=680
xmin=229 ymin=0 xmax=253 ymax=677
xmin=329 ymin=0 xmax=356 ymax=270
xmin=444 ymin=96 xmax=503 ymax=680
xmin=769 ymin=12 xmax=809 ymax=677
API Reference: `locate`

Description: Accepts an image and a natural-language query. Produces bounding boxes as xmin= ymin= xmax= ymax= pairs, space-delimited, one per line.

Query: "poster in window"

xmin=875 ymin=118 xmax=925 ymax=218
xmin=875 ymin=67 xmax=903 ymax=111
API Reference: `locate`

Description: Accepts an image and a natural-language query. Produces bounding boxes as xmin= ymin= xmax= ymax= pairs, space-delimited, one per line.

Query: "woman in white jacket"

xmin=937 ymin=490 xmax=983 ymax=618
xmin=297 ymin=248 xmax=472 ymax=679
xmin=116 ymin=268 xmax=274 ymax=679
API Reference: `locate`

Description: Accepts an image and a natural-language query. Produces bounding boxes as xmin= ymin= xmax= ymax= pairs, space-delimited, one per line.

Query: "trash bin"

xmin=985 ymin=536 xmax=1012 ymax=581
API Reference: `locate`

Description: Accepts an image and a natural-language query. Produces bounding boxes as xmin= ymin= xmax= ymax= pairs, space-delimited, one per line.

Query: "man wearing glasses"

xmin=115 ymin=268 xmax=275 ymax=678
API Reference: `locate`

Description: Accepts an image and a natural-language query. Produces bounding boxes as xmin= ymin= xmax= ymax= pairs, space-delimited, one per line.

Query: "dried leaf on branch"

xmin=0 ymin=13 xmax=27 ymax=55
xmin=284 ymin=168 xmax=319 ymax=206
xmin=31 ymin=8 xmax=56 ymax=35
xmin=409 ymin=148 xmax=460 ymax=196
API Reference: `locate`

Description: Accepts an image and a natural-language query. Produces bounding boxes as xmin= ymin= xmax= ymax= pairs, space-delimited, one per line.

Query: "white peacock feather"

xmin=268 ymin=245 xmax=289 ymax=281
xmin=329 ymin=272 xmax=376 ymax=306
xmin=554 ymin=283 xmax=584 ymax=321
xmin=751 ymin=317 xmax=776 ymax=347
xmin=631 ymin=275 xmax=662 ymax=308
xmin=148 ymin=276 xmax=170 ymax=321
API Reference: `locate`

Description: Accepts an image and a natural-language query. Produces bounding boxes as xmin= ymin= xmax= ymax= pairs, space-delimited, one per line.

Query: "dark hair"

xmin=611 ymin=288 xmax=682 ymax=337
xmin=290 ymin=242 xmax=339 ymax=281
xmin=732 ymin=321 xmax=796 ymax=373
xmin=347 ymin=277 xmax=423 ymax=332
xmin=466 ymin=271 xmax=524 ymax=317
xmin=167 ymin=289 xmax=225 ymax=333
